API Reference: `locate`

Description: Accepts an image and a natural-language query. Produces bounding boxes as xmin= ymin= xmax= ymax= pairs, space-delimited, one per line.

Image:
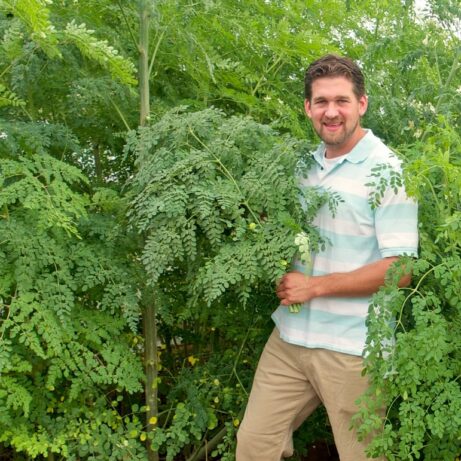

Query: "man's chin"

xmin=321 ymin=133 xmax=346 ymax=146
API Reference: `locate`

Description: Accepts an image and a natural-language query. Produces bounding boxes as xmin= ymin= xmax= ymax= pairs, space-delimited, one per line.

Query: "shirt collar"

xmin=313 ymin=129 xmax=374 ymax=167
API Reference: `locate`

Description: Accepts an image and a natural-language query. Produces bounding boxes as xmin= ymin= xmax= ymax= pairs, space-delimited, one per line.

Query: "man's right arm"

xmin=276 ymin=256 xmax=410 ymax=306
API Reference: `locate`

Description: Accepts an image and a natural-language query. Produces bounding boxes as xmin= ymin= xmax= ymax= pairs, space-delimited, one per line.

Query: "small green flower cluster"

xmin=289 ymin=232 xmax=312 ymax=313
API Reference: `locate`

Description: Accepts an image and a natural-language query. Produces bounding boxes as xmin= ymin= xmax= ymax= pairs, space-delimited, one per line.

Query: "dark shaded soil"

xmin=303 ymin=440 xmax=340 ymax=461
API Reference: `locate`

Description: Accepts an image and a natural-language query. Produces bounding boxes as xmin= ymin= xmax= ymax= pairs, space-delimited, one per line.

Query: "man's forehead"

xmin=310 ymin=77 xmax=360 ymax=100
xmin=311 ymin=76 xmax=355 ymax=90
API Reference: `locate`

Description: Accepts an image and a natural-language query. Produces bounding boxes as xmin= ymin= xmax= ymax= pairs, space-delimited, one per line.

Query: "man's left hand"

xmin=276 ymin=271 xmax=312 ymax=306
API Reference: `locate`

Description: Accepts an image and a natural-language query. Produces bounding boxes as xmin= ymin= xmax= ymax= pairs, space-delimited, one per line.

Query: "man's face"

xmin=304 ymin=76 xmax=368 ymax=157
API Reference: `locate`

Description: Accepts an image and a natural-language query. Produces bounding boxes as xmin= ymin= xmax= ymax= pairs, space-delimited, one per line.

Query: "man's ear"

xmin=304 ymin=99 xmax=312 ymax=118
xmin=359 ymin=95 xmax=368 ymax=117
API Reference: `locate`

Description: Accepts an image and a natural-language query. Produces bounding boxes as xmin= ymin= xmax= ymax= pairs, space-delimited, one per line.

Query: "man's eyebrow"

xmin=312 ymin=95 xmax=352 ymax=102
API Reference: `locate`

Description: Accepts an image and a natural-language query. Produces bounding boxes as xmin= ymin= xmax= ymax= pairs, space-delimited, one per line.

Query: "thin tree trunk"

xmin=138 ymin=2 xmax=158 ymax=461
xmin=143 ymin=296 xmax=159 ymax=461
xmin=139 ymin=0 xmax=150 ymax=127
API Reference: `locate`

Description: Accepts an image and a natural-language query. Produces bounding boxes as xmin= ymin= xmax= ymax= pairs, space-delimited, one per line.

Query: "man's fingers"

xmin=276 ymin=275 xmax=286 ymax=288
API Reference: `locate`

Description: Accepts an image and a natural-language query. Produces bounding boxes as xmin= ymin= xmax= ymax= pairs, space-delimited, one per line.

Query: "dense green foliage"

xmin=128 ymin=107 xmax=319 ymax=305
xmin=354 ymin=122 xmax=461 ymax=460
xmin=0 ymin=150 xmax=145 ymax=459
xmin=0 ymin=0 xmax=460 ymax=460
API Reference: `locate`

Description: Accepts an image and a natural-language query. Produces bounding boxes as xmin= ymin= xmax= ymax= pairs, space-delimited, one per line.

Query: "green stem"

xmin=109 ymin=97 xmax=132 ymax=131
xmin=394 ymin=262 xmax=444 ymax=332
xmin=0 ymin=44 xmax=39 ymax=80
xmin=148 ymin=29 xmax=166 ymax=78
xmin=251 ymin=55 xmax=283 ymax=97
xmin=230 ymin=326 xmax=251 ymax=396
xmin=186 ymin=406 xmax=247 ymax=461
xmin=116 ymin=0 xmax=138 ymax=49
xmin=185 ymin=425 xmax=227 ymax=461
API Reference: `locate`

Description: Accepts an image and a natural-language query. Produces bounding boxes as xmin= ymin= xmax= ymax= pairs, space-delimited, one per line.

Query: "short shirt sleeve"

xmin=373 ymin=164 xmax=419 ymax=258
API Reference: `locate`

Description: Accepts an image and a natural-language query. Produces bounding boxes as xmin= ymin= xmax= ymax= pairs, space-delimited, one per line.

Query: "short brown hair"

xmin=304 ymin=54 xmax=365 ymax=101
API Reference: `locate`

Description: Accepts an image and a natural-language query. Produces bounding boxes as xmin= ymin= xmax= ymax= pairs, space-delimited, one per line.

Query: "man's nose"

xmin=325 ymin=103 xmax=339 ymax=118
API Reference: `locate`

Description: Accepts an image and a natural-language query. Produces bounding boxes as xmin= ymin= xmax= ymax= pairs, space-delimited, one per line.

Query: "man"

xmin=236 ymin=55 xmax=418 ymax=461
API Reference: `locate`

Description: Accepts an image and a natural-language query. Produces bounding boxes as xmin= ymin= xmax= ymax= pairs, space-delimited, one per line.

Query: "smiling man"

xmin=305 ymin=75 xmax=367 ymax=156
xmin=236 ymin=55 xmax=419 ymax=461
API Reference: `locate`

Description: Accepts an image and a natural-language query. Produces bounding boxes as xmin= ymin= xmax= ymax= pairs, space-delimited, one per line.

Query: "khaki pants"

xmin=236 ymin=328 xmax=383 ymax=461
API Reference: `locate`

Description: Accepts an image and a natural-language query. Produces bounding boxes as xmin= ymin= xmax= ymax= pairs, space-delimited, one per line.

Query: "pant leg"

xmin=306 ymin=349 xmax=385 ymax=461
xmin=236 ymin=329 xmax=321 ymax=461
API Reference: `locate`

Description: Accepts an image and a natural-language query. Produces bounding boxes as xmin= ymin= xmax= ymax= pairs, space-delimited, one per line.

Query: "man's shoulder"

xmin=364 ymin=132 xmax=401 ymax=168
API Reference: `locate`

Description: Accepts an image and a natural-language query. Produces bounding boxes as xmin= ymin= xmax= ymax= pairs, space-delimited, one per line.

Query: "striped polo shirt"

xmin=272 ymin=130 xmax=418 ymax=356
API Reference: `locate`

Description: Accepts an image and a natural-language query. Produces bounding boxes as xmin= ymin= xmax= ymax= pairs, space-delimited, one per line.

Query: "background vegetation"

xmin=0 ymin=0 xmax=460 ymax=460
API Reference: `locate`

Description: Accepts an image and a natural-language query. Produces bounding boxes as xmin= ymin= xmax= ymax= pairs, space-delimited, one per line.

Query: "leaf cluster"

xmin=0 ymin=150 xmax=145 ymax=458
xmin=354 ymin=121 xmax=461 ymax=460
xmin=128 ymin=107 xmax=324 ymax=311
